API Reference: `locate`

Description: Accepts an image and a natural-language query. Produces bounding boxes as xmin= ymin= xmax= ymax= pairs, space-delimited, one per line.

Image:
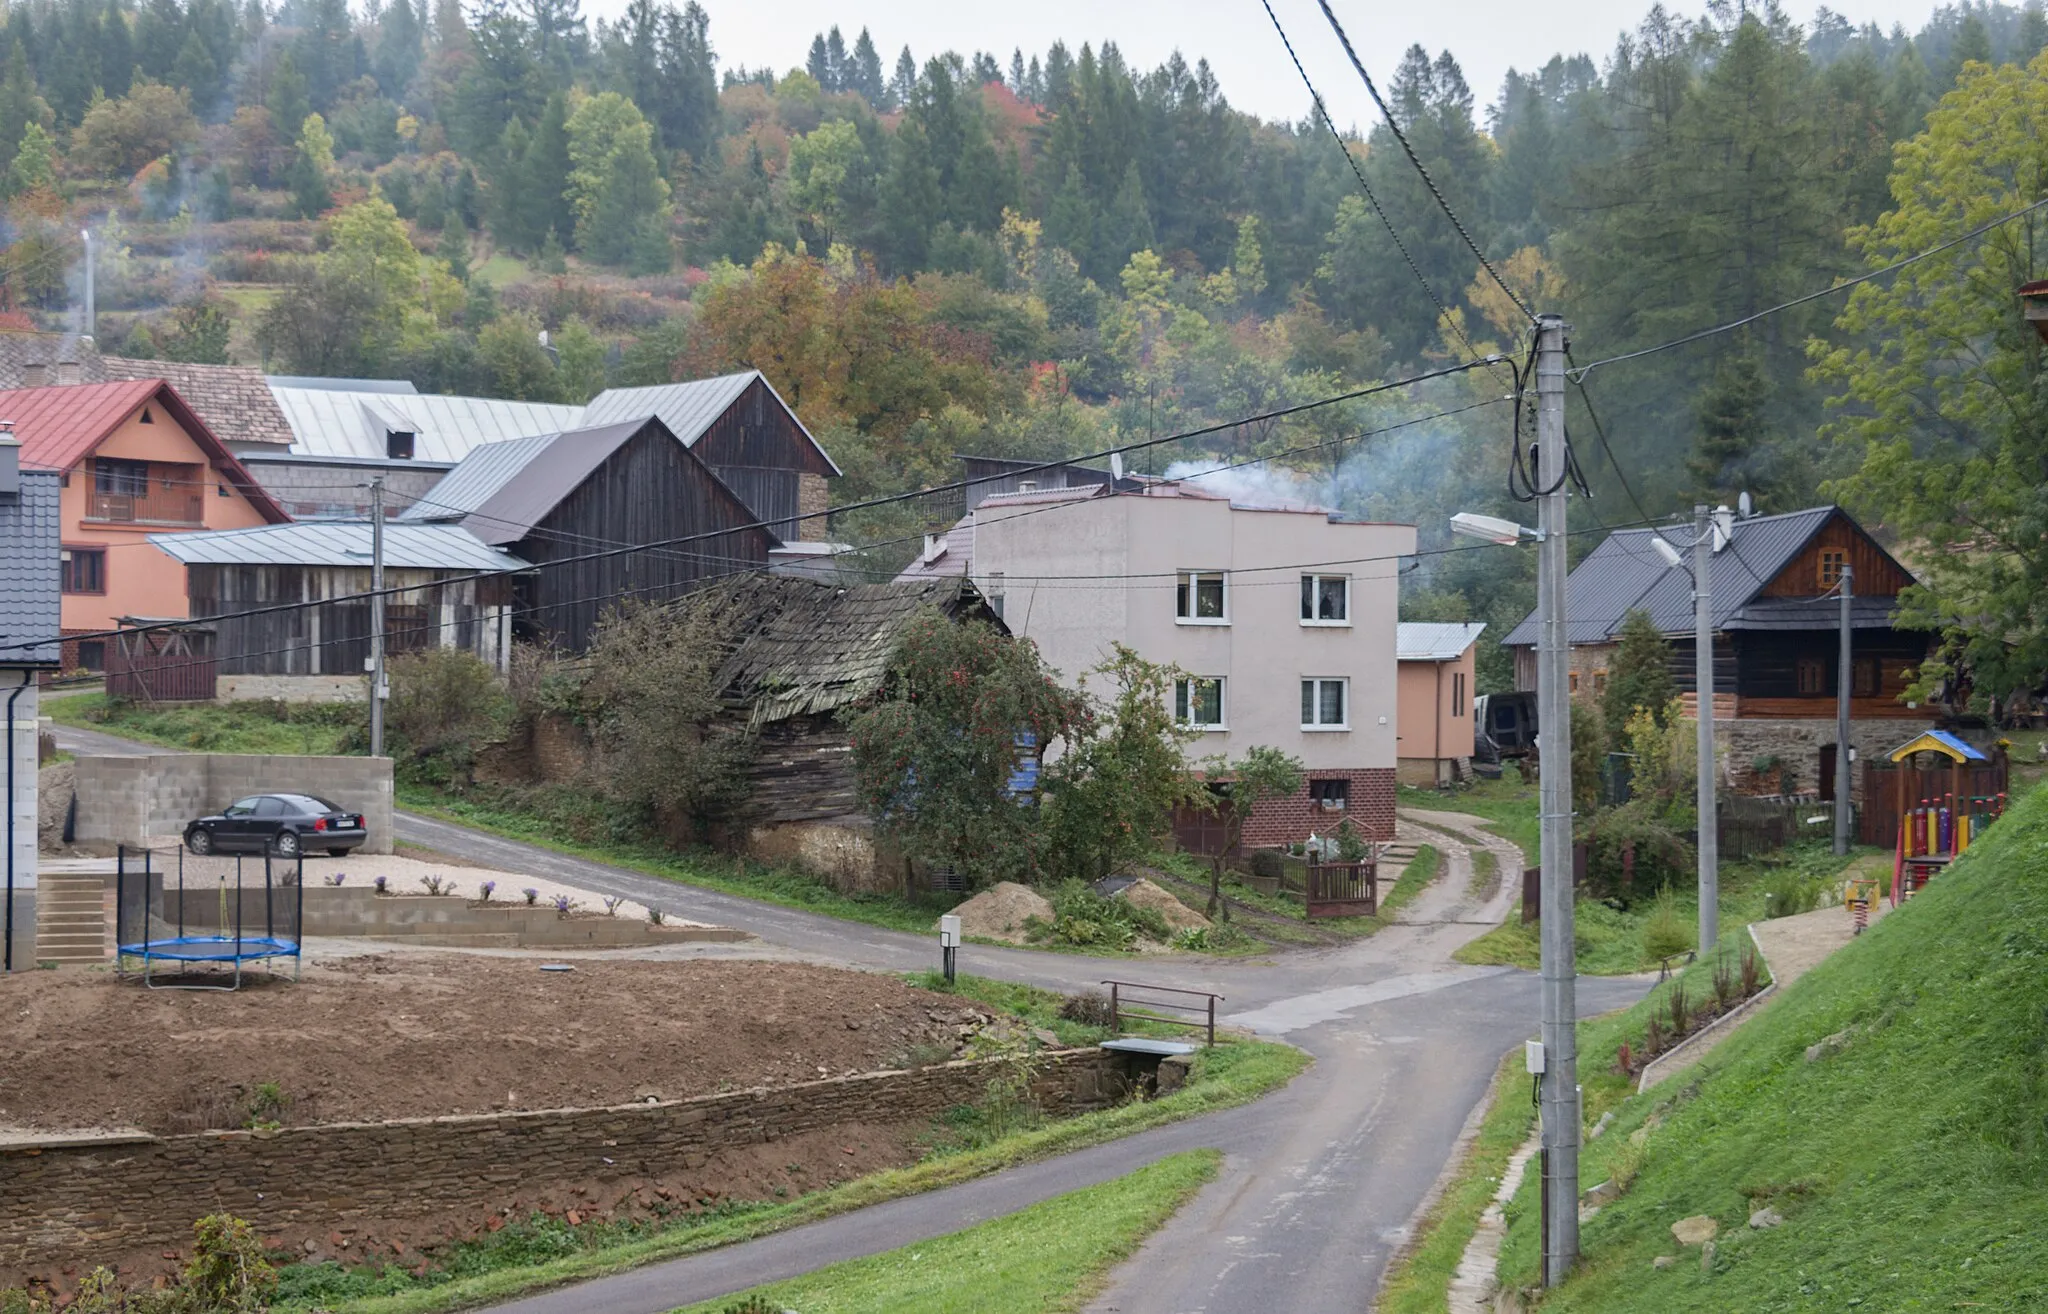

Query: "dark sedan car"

xmin=185 ymin=794 xmax=369 ymax=858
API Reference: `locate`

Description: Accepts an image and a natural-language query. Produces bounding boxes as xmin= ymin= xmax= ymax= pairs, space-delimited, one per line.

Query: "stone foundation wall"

xmin=1241 ymin=768 xmax=1397 ymax=847
xmin=745 ymin=817 xmax=904 ymax=896
xmin=1713 ymin=718 xmax=1908 ymax=801
xmin=0 ymin=1048 xmax=1124 ymax=1283
xmin=796 ymin=472 xmax=831 ymax=528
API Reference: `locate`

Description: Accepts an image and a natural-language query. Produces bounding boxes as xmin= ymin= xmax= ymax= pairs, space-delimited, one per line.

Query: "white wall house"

xmin=970 ymin=482 xmax=1416 ymax=845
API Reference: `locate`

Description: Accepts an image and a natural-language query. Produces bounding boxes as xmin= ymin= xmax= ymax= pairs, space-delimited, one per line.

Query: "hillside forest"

xmin=3 ymin=0 xmax=2048 ymax=697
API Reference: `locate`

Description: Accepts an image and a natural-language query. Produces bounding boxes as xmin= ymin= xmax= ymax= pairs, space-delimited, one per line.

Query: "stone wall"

xmin=215 ymin=675 xmax=366 ymax=704
xmin=0 ymin=1048 xmax=1124 ymax=1282
xmin=295 ymin=887 xmax=748 ymax=947
xmin=1714 ymin=717 xmax=1906 ymax=801
xmin=1241 ymin=768 xmax=1397 ymax=847
xmin=74 ymin=754 xmax=395 ymax=854
xmin=744 ymin=818 xmax=905 ymax=896
xmin=796 ymin=472 xmax=831 ymax=528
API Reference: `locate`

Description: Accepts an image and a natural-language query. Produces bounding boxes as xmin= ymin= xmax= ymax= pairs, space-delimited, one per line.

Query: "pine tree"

xmin=2017 ymin=2 xmax=2048 ymax=62
xmin=1008 ymin=48 xmax=1025 ymax=94
xmin=99 ymin=0 xmax=133 ymax=100
xmin=877 ymin=117 xmax=940 ymax=270
xmin=1945 ymin=13 xmax=1993 ymax=85
xmin=173 ymin=30 xmax=221 ymax=121
xmin=525 ymin=90 xmax=575 ymax=249
xmin=267 ymin=51 xmax=311 ymax=136
xmin=373 ymin=0 xmax=424 ymax=97
xmin=849 ymin=28 xmax=883 ymax=103
xmin=1689 ymin=347 xmax=1771 ymax=504
xmin=288 ymin=111 xmax=335 ymax=218
xmin=806 ymin=34 xmax=831 ymax=89
xmin=1097 ymin=160 xmax=1154 ymax=273
xmin=824 ymin=26 xmax=847 ymax=92
xmin=5 ymin=120 xmax=56 ymax=197
xmin=487 ymin=117 xmax=535 ymax=250
xmin=0 ymin=40 xmax=50 ymax=179
xmin=1602 ymin=610 xmax=1676 ymax=737
xmin=436 ymin=220 xmax=469 ymax=281
xmin=1044 ymin=161 xmax=1094 ymax=264
xmin=888 ymin=46 xmax=916 ymax=110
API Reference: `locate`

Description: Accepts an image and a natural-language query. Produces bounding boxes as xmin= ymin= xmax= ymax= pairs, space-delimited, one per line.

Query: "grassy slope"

xmin=1487 ymin=781 xmax=2048 ymax=1311
xmin=49 ymin=693 xmax=358 ymax=755
xmin=673 ymin=1150 xmax=1221 ymax=1314
xmin=283 ymin=1021 xmax=1304 ymax=1313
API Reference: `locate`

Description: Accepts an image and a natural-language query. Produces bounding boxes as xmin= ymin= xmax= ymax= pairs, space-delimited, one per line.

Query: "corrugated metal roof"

xmin=0 ymin=471 xmax=64 ymax=666
xmin=148 ymin=521 xmax=526 ymax=571
xmin=270 ymin=385 xmax=582 ymax=462
xmin=1397 ymin=621 xmax=1487 ymax=661
xmin=457 ymin=419 xmax=647 ymax=546
xmin=267 ymin=376 xmax=420 ymax=394
xmin=399 ymin=432 xmax=558 ymax=522
xmin=1501 ymin=507 xmax=1854 ymax=647
xmin=583 ymin=370 xmax=844 ymax=475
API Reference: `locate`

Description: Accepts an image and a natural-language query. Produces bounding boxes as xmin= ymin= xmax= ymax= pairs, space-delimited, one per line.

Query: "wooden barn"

xmin=580 ymin=371 xmax=841 ymax=541
xmin=149 ymin=521 xmax=527 ymax=700
xmin=404 ymin=415 xmax=779 ymax=650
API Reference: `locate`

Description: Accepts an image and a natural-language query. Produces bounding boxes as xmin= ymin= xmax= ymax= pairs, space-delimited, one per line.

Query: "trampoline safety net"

xmin=114 ymin=845 xmax=305 ymax=984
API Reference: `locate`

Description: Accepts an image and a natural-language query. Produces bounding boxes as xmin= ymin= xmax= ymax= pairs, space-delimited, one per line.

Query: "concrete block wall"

xmin=216 ymin=675 xmax=366 ymax=704
xmin=75 ymin=754 xmax=395 ymax=854
xmin=0 ymin=1047 xmax=1124 ymax=1283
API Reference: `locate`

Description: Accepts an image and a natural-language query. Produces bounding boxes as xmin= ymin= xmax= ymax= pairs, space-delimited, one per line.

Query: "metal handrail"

xmin=1101 ymin=979 xmax=1225 ymax=1046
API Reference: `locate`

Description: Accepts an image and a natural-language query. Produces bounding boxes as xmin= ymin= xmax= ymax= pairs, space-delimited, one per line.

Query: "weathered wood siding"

xmin=744 ymin=714 xmax=860 ymax=823
xmin=1758 ymin=515 xmax=1913 ymax=598
xmin=691 ymin=377 xmax=835 ymax=475
xmin=517 ymin=426 xmax=775 ymax=650
xmin=188 ymin=565 xmax=513 ymax=675
xmin=710 ymin=466 xmax=800 ymax=540
xmin=1729 ymin=630 xmax=1927 ymax=703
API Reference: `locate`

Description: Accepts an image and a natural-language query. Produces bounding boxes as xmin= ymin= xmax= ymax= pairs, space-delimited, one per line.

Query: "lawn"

xmin=272 ymin=992 xmax=1305 ymax=1314
xmin=1400 ymin=775 xmax=1541 ymax=865
xmin=1484 ymin=780 xmax=2048 ymax=1311
xmin=1143 ymin=843 xmax=1441 ymax=949
xmin=672 ymin=1150 xmax=1222 ymax=1314
xmin=49 ymin=692 xmax=361 ymax=755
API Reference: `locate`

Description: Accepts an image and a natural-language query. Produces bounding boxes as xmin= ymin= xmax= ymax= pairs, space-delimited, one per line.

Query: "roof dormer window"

xmin=387 ymin=430 xmax=416 ymax=460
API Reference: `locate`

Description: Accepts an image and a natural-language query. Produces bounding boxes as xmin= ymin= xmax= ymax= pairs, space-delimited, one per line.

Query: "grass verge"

xmin=278 ymin=1011 xmax=1306 ymax=1313
xmin=673 ymin=1149 xmax=1222 ymax=1314
xmin=1487 ymin=780 xmax=2048 ymax=1309
xmin=48 ymin=693 xmax=360 ymax=755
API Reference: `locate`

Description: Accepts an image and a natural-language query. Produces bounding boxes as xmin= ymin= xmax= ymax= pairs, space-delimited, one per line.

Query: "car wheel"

xmin=273 ymin=830 xmax=301 ymax=858
xmin=185 ymin=828 xmax=212 ymax=856
xmin=326 ymin=848 xmax=351 ymax=857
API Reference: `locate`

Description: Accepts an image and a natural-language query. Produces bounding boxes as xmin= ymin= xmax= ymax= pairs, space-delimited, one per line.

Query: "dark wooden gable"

xmin=691 ymin=376 xmax=835 ymax=475
xmin=1758 ymin=510 xmax=1914 ymax=599
xmin=516 ymin=422 xmax=775 ymax=650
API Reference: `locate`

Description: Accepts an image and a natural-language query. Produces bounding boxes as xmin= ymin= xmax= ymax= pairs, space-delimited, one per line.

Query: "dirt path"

xmin=1394 ymin=809 xmax=1521 ymax=934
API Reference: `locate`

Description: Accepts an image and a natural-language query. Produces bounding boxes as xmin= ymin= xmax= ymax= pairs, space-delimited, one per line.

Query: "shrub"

xmin=1057 ymin=989 xmax=1117 ymax=1028
xmin=387 ymin=647 xmax=514 ymax=784
xmin=1641 ymin=887 xmax=1695 ymax=962
xmin=1036 ymin=880 xmax=1170 ymax=949
xmin=1712 ymin=951 xmax=1740 ymax=1010
xmin=724 ymin=1298 xmax=779 ymax=1314
xmin=1666 ymin=982 xmax=1692 ymax=1037
xmin=1582 ymin=797 xmax=1694 ymax=901
xmin=1762 ymin=863 xmax=1826 ymax=918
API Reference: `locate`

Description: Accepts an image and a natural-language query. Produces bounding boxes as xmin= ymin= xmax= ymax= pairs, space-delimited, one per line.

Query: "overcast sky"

xmin=588 ymin=0 xmax=1948 ymax=126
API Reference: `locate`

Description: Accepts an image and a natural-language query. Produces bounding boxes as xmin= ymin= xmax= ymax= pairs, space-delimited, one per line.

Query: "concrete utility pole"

xmin=1835 ymin=565 xmax=1854 ymax=856
xmin=1694 ymin=505 xmax=1718 ymax=953
xmin=80 ymin=229 xmax=95 ymax=344
xmin=369 ymin=477 xmax=387 ymax=758
xmin=1534 ymin=313 xmax=1579 ymax=1287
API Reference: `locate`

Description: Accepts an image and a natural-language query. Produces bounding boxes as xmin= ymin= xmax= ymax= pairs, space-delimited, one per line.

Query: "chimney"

xmin=55 ymin=360 xmax=80 ymax=385
xmin=0 ymin=422 xmax=19 ymax=499
xmin=20 ymin=362 xmax=45 ymax=388
xmin=1711 ymin=504 xmax=1735 ymax=552
xmin=921 ymin=533 xmax=947 ymax=564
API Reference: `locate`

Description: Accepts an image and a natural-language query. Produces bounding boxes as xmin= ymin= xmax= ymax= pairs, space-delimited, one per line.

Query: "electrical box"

xmin=1525 ymin=1039 xmax=1546 ymax=1075
xmin=938 ymin=915 xmax=961 ymax=949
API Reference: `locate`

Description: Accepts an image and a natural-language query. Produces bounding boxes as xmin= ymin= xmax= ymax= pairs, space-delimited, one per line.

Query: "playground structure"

xmin=1888 ymin=730 xmax=2005 ymax=908
xmin=114 ymin=844 xmax=304 ymax=989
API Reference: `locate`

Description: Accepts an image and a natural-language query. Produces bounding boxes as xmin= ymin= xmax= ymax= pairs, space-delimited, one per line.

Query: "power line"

xmin=1309 ymin=0 xmax=1535 ymax=324
xmin=1566 ymin=195 xmax=2048 ymax=378
xmin=6 ymin=359 xmax=1501 ymax=654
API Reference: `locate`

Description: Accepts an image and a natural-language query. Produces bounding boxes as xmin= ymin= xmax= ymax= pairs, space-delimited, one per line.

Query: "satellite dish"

xmin=1110 ymin=452 xmax=1125 ymax=480
xmin=1738 ymin=490 xmax=1753 ymax=518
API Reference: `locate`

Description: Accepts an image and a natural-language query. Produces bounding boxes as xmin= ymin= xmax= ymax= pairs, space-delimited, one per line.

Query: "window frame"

xmin=1298 ymin=572 xmax=1351 ymax=626
xmin=1174 ymin=676 xmax=1228 ymax=731
xmin=1175 ymin=570 xmax=1230 ymax=625
xmin=1819 ymin=548 xmax=1848 ymax=591
xmin=1796 ymin=656 xmax=1827 ymax=696
xmin=1309 ymin=779 xmax=1350 ymax=812
xmin=92 ymin=457 xmax=150 ymax=499
xmin=1852 ymin=656 xmax=1881 ymax=698
xmin=61 ymin=545 xmax=106 ymax=595
xmin=1453 ymin=671 xmax=1466 ymax=718
xmin=1300 ymin=676 xmax=1350 ymax=731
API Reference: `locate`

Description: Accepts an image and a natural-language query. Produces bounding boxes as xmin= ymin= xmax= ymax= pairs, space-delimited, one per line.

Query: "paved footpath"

xmin=51 ymin=724 xmax=1646 ymax=1313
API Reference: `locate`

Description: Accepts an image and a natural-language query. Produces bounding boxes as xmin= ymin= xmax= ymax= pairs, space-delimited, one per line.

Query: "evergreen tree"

xmin=48 ymin=3 xmax=101 ymax=124
xmin=1044 ymin=161 xmax=1095 ymax=265
xmin=805 ymin=33 xmax=831 ymax=89
xmin=373 ymin=0 xmax=424 ymax=97
xmin=877 ymin=116 xmax=940 ymax=270
xmin=1097 ymin=160 xmax=1154 ymax=270
xmin=1689 ymin=347 xmax=1773 ymax=504
xmin=0 ymin=40 xmax=51 ymax=179
xmin=99 ymin=0 xmax=134 ymax=100
xmin=1043 ymin=40 xmax=1074 ymax=105
xmin=971 ymin=51 xmax=1000 ymax=84
xmin=202 ymin=164 xmax=231 ymax=219
xmin=888 ymin=45 xmax=916 ymax=109
xmin=525 ymin=90 xmax=576 ymax=248
xmin=1944 ymin=12 xmax=1993 ymax=84
xmin=848 ymin=27 xmax=882 ymax=103
xmin=2019 ymin=4 xmax=2048 ymax=63
xmin=267 ymin=51 xmax=311 ymax=136
xmin=653 ymin=2 xmax=717 ymax=165
xmin=5 ymin=120 xmax=56 ymax=196
xmin=173 ymin=29 xmax=222 ymax=121
xmin=287 ymin=110 xmax=334 ymax=217
xmin=1009 ymin=48 xmax=1025 ymax=94
xmin=824 ymin=26 xmax=847 ymax=92
xmin=134 ymin=0 xmax=178 ymax=82
xmin=1603 ymin=610 xmax=1676 ymax=736
xmin=436 ymin=219 xmax=469 ymax=281
xmin=487 ymin=117 xmax=536 ymax=250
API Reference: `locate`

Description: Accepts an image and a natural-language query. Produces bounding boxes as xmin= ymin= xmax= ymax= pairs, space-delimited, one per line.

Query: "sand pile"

xmin=945 ymin=881 xmax=1054 ymax=944
xmin=1119 ymin=878 xmax=1209 ymax=933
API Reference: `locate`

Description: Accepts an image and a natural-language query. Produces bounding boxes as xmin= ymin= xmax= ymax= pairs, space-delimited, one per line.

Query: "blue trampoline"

xmin=115 ymin=845 xmax=303 ymax=990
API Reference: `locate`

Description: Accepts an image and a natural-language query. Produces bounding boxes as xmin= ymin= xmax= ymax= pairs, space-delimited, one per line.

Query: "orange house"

xmin=0 ymin=380 xmax=288 ymax=670
xmin=1396 ymin=622 xmax=1485 ymax=786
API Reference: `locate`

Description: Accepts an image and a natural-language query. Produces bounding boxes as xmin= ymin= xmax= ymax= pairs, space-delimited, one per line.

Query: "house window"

xmin=1299 ymin=573 xmax=1349 ymax=624
xmin=1796 ymin=657 xmax=1826 ymax=695
xmin=1853 ymin=656 xmax=1881 ymax=697
xmin=1453 ymin=671 xmax=1466 ymax=718
xmin=1301 ymin=677 xmax=1349 ymax=729
xmin=61 ymin=547 xmax=105 ymax=594
xmin=75 ymin=640 xmax=105 ymax=672
xmin=1819 ymin=548 xmax=1848 ymax=590
xmin=1310 ymin=779 xmax=1349 ymax=811
xmin=1592 ymin=670 xmax=1608 ymax=693
xmin=986 ymin=571 xmax=1005 ymax=621
xmin=1174 ymin=677 xmax=1226 ymax=730
xmin=93 ymin=458 xmax=149 ymax=499
xmin=386 ymin=430 xmax=416 ymax=460
xmin=1175 ymin=570 xmax=1228 ymax=623
xmin=1569 ymin=672 xmax=1580 ymax=693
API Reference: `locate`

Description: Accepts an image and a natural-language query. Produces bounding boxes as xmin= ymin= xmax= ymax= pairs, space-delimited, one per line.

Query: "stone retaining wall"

xmin=297 ymin=887 xmax=747 ymax=947
xmin=0 ymin=1048 xmax=1124 ymax=1283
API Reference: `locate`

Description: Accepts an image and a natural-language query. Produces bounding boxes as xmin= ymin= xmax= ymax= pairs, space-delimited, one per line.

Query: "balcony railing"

xmin=84 ymin=462 xmax=207 ymax=526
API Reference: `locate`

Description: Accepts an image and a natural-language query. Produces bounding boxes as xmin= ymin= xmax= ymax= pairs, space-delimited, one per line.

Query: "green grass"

xmin=1142 ymin=845 xmax=1442 ymax=948
xmin=49 ymin=693 xmax=361 ymax=755
xmin=672 ymin=1150 xmax=1222 ymax=1314
xmin=1381 ymin=842 xmax=1439 ymax=918
xmin=1455 ymin=840 xmax=1877 ymax=976
xmin=1399 ymin=775 xmax=1540 ymax=866
xmin=1485 ymin=780 xmax=2048 ymax=1312
xmin=273 ymin=1009 xmax=1305 ymax=1314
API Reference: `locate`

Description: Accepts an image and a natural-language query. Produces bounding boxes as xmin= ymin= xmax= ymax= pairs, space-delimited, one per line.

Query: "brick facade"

xmin=0 ymin=1048 xmax=1125 ymax=1285
xmin=1240 ymin=767 xmax=1397 ymax=847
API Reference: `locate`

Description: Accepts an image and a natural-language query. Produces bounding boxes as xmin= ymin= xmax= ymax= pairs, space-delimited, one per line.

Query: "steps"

xmin=35 ymin=876 xmax=108 ymax=965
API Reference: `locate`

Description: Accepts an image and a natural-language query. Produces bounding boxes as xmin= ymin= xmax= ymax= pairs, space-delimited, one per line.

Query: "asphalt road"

xmin=52 ymin=726 xmax=1647 ymax=1312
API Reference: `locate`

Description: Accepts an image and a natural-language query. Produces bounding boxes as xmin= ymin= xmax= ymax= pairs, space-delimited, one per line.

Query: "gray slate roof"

xmin=1397 ymin=621 xmax=1487 ymax=661
xmin=583 ymin=370 xmax=844 ymax=475
xmin=894 ymin=514 xmax=975 ymax=581
xmin=148 ymin=521 xmax=527 ymax=572
xmin=0 ymin=471 xmax=63 ymax=667
xmin=1501 ymin=506 xmax=1906 ymax=647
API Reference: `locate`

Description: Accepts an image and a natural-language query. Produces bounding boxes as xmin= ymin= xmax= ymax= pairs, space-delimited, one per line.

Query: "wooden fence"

xmin=1858 ymin=758 xmax=2008 ymax=848
xmin=106 ymin=625 xmax=217 ymax=703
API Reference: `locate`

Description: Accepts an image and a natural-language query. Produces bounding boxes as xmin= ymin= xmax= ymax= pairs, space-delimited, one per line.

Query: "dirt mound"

xmin=0 ymin=957 xmax=996 ymax=1134
xmin=947 ymin=881 xmax=1054 ymax=944
xmin=1120 ymin=878 xmax=1209 ymax=933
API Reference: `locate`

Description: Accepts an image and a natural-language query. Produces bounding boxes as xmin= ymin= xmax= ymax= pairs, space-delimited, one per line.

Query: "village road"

xmin=51 ymin=724 xmax=1645 ymax=1312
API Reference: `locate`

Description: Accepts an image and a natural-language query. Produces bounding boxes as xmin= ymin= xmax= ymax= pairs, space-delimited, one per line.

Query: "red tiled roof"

xmin=0 ymin=379 xmax=290 ymax=523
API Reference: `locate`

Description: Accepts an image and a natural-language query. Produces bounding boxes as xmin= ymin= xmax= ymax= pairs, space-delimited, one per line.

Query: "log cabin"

xmin=1502 ymin=505 xmax=1931 ymax=801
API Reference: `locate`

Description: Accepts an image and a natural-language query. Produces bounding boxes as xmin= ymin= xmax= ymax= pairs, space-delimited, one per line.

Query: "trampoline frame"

xmin=115 ymin=845 xmax=305 ymax=990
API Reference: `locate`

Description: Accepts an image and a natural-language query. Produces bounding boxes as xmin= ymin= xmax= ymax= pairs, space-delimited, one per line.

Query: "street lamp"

xmin=1450 ymin=511 xmax=1545 ymax=546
